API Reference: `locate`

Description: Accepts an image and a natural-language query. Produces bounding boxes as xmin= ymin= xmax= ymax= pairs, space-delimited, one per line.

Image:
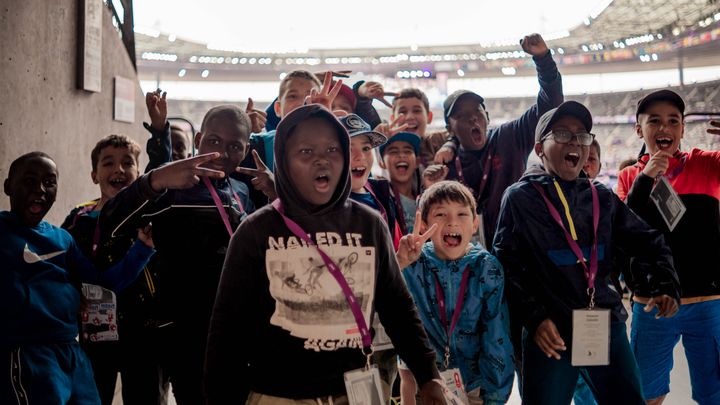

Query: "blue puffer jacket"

xmin=402 ymin=242 xmax=513 ymax=404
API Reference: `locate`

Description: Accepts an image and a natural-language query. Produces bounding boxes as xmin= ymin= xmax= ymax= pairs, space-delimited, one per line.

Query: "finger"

xmin=161 ymin=91 xmax=167 ymax=100
xmin=321 ymin=71 xmax=332 ymax=94
xmin=187 ymin=152 xmax=221 ymax=165
xmin=390 ymin=114 xmax=406 ymax=128
xmin=419 ymin=223 xmax=438 ymax=243
xmin=412 ymin=211 xmax=423 ymax=237
xmin=644 ymin=297 xmax=656 ymax=313
xmin=252 ymin=109 xmax=268 ymax=118
xmin=246 ymin=97 xmax=254 ymax=113
xmin=252 ymin=149 xmax=269 ymax=170
xmin=235 ymin=166 xmax=260 ymax=176
xmin=391 ymin=123 xmax=410 ymax=135
xmin=304 ymin=94 xmax=312 ymax=106
xmin=379 ymin=97 xmax=393 ymax=109
xmin=193 ymin=167 xmax=225 ymax=178
xmin=328 ymin=79 xmax=343 ymax=100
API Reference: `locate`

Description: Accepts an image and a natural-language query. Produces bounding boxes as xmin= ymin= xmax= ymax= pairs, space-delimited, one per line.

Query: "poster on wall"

xmin=114 ymin=76 xmax=135 ymax=123
xmin=78 ymin=0 xmax=103 ymax=92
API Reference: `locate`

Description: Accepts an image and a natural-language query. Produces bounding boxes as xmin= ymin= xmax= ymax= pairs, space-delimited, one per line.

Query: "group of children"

xmin=2 ymin=30 xmax=720 ymax=405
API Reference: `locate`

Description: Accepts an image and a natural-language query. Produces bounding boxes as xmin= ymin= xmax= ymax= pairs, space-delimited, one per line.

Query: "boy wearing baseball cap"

xmin=493 ymin=101 xmax=680 ymax=404
xmin=617 ymin=89 xmax=720 ymax=405
xmin=379 ymin=132 xmax=422 ymax=233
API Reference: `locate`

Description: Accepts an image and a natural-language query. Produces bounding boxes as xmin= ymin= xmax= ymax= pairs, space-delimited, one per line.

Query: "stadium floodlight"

xmin=201 ymin=69 xmax=209 ymax=78
xmin=502 ymin=67 xmax=517 ymax=76
xmin=457 ymin=69 xmax=465 ymax=77
xmin=178 ymin=69 xmax=186 ymax=78
xmin=168 ymin=34 xmax=176 ymax=42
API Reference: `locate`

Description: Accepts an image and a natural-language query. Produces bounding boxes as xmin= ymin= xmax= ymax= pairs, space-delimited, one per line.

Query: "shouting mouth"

xmin=564 ymin=152 xmax=580 ymax=168
xmin=351 ymin=166 xmax=367 ymax=179
xmin=443 ymin=232 xmax=462 ymax=247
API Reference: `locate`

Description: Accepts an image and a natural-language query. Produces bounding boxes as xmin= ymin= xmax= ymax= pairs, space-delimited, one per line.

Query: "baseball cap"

xmin=443 ymin=90 xmax=485 ymax=124
xmin=635 ymin=89 xmax=685 ymax=121
xmin=379 ymin=132 xmax=421 ymax=156
xmin=535 ymin=101 xmax=593 ymax=142
xmin=338 ymin=114 xmax=387 ymax=148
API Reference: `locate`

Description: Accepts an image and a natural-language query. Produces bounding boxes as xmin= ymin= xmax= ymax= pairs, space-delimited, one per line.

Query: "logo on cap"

xmin=345 ymin=115 xmax=366 ymax=130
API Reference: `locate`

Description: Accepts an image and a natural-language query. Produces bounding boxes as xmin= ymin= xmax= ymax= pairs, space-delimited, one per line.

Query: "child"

xmin=1 ymin=152 xmax=155 ymax=405
xmin=389 ymin=88 xmax=448 ymax=168
xmin=378 ymin=131 xmax=423 ymax=233
xmin=492 ymin=101 xmax=681 ymax=404
xmin=583 ymin=140 xmax=602 ymax=180
xmin=617 ymin=90 xmax=720 ymax=405
xmin=436 ymin=33 xmax=564 ymax=246
xmin=98 ymin=105 xmax=254 ymax=405
xmin=396 ymin=181 xmax=514 ymax=404
xmin=204 ymin=104 xmax=446 ymax=404
xmin=61 ymin=135 xmax=168 ymax=405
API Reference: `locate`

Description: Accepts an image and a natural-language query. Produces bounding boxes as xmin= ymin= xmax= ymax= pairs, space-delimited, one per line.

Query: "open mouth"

xmin=351 ymin=166 xmax=367 ymax=179
xmin=655 ymin=137 xmax=673 ymax=150
xmin=564 ymin=152 xmax=580 ymax=167
xmin=442 ymin=232 xmax=462 ymax=247
xmin=109 ymin=177 xmax=128 ymax=190
xmin=395 ymin=162 xmax=410 ymax=175
xmin=28 ymin=199 xmax=45 ymax=215
xmin=314 ymin=174 xmax=330 ymax=191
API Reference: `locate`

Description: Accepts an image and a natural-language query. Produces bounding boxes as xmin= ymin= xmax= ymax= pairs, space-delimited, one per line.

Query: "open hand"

xmin=359 ymin=81 xmax=394 ymax=108
xmin=305 ymin=72 xmax=342 ymax=110
xmin=374 ymin=115 xmax=409 ymax=138
xmin=149 ymin=152 xmax=225 ymax=191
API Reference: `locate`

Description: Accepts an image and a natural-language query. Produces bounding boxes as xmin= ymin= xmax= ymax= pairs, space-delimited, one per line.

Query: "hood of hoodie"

xmin=274 ymin=104 xmax=351 ymax=217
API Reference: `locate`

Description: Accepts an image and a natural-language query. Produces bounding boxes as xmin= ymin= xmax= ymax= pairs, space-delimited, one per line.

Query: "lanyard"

xmin=363 ymin=182 xmax=388 ymax=223
xmin=454 ymin=152 xmax=493 ymax=202
xmin=202 ymin=176 xmax=245 ymax=237
xmin=532 ymin=180 xmax=600 ymax=308
xmin=433 ymin=265 xmax=471 ymax=368
xmin=271 ymin=199 xmax=373 ymax=357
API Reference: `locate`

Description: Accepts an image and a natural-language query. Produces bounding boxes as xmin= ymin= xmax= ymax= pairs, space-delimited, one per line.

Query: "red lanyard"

xmin=363 ymin=182 xmax=388 ymax=223
xmin=271 ymin=199 xmax=373 ymax=350
xmin=202 ymin=176 xmax=245 ymax=237
xmin=455 ymin=152 xmax=493 ymax=201
xmin=433 ymin=265 xmax=471 ymax=367
xmin=532 ymin=180 xmax=600 ymax=305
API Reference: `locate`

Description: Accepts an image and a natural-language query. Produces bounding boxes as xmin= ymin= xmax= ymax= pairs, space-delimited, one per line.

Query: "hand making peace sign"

xmin=396 ymin=211 xmax=438 ymax=269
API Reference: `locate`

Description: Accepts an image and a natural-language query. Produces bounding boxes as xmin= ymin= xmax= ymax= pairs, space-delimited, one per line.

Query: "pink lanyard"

xmin=455 ymin=152 xmax=493 ymax=201
xmin=271 ymin=199 xmax=373 ymax=350
xmin=363 ymin=182 xmax=388 ymax=223
xmin=202 ymin=176 xmax=245 ymax=237
xmin=532 ymin=180 xmax=600 ymax=307
xmin=433 ymin=265 xmax=471 ymax=367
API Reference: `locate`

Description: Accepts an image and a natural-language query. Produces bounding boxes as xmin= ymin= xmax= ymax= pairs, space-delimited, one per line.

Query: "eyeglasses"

xmin=541 ymin=130 xmax=595 ymax=146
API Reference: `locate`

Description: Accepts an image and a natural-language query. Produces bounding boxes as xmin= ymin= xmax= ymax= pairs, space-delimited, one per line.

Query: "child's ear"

xmin=635 ymin=123 xmax=643 ymax=139
xmin=91 ymin=171 xmax=99 ymax=185
xmin=3 ymin=178 xmax=11 ymax=196
xmin=194 ymin=132 xmax=203 ymax=150
xmin=534 ymin=142 xmax=544 ymax=158
xmin=427 ymin=111 xmax=433 ymax=124
xmin=472 ymin=214 xmax=480 ymax=233
xmin=274 ymin=99 xmax=282 ymax=118
xmin=378 ymin=156 xmax=387 ymax=170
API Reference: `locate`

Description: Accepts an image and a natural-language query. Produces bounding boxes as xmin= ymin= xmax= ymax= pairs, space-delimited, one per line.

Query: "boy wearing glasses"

xmin=492 ymin=101 xmax=680 ymax=404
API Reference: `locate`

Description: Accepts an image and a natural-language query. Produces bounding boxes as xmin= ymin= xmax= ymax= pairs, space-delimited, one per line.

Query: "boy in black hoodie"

xmin=204 ymin=104 xmax=446 ymax=404
xmin=492 ymin=101 xmax=680 ymax=404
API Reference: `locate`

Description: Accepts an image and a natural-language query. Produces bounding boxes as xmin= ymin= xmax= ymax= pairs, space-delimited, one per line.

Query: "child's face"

xmin=448 ymin=98 xmax=488 ymax=151
xmin=583 ymin=146 xmax=601 ymax=179
xmin=422 ymin=199 xmax=479 ymax=261
xmin=636 ymin=101 xmax=684 ymax=155
xmin=171 ymin=130 xmax=191 ymax=161
xmin=350 ymin=135 xmax=374 ymax=192
xmin=536 ymin=115 xmax=589 ymax=181
xmin=392 ymin=97 xmax=432 ymax=137
xmin=332 ymin=94 xmax=355 ymax=116
xmin=286 ymin=118 xmax=344 ymax=206
xmin=275 ymin=78 xmax=320 ymax=118
xmin=195 ymin=118 xmax=249 ymax=177
xmin=382 ymin=141 xmax=417 ymax=186
xmin=4 ymin=156 xmax=58 ymax=227
xmin=92 ymin=146 xmax=139 ymax=201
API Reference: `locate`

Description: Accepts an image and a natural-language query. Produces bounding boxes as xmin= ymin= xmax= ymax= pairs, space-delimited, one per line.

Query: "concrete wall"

xmin=0 ymin=0 xmax=149 ymax=225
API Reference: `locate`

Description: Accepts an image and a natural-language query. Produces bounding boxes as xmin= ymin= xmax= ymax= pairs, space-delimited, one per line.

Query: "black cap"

xmin=635 ymin=89 xmax=685 ymax=121
xmin=443 ymin=90 xmax=485 ymax=124
xmin=338 ymin=114 xmax=387 ymax=148
xmin=535 ymin=101 xmax=593 ymax=142
xmin=379 ymin=132 xmax=421 ymax=156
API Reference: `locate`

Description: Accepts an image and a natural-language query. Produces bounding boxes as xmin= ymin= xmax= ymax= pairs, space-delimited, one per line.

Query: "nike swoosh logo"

xmin=23 ymin=244 xmax=66 ymax=264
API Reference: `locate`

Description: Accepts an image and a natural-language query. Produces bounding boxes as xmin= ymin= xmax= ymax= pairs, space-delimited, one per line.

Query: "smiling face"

xmin=583 ymin=143 xmax=601 ymax=179
xmin=535 ymin=115 xmax=590 ymax=181
xmin=448 ymin=97 xmax=489 ymax=151
xmin=285 ymin=118 xmax=345 ymax=206
xmin=392 ymin=97 xmax=432 ymax=137
xmin=5 ymin=156 xmax=58 ymax=227
xmin=195 ymin=116 xmax=249 ymax=176
xmin=636 ymin=101 xmax=684 ymax=155
xmin=349 ymin=135 xmax=375 ymax=193
xmin=275 ymin=77 xmax=321 ymax=118
xmin=382 ymin=140 xmax=417 ymax=186
xmin=423 ymin=199 xmax=479 ymax=261
xmin=92 ymin=146 xmax=139 ymax=202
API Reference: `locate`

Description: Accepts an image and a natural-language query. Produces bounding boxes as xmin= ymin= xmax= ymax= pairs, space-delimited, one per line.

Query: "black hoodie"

xmin=492 ymin=164 xmax=680 ymax=339
xmin=204 ymin=105 xmax=438 ymax=403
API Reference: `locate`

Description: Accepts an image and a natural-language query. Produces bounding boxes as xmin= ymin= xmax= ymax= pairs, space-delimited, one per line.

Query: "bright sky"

xmin=134 ymin=0 xmax=613 ymax=51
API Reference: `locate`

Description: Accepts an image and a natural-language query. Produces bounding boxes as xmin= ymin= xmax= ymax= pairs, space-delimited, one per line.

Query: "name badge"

xmin=571 ymin=309 xmax=610 ymax=366
xmin=650 ymin=176 xmax=686 ymax=231
xmin=344 ymin=366 xmax=384 ymax=405
xmin=81 ymin=283 xmax=118 ymax=342
xmin=438 ymin=368 xmax=468 ymax=405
